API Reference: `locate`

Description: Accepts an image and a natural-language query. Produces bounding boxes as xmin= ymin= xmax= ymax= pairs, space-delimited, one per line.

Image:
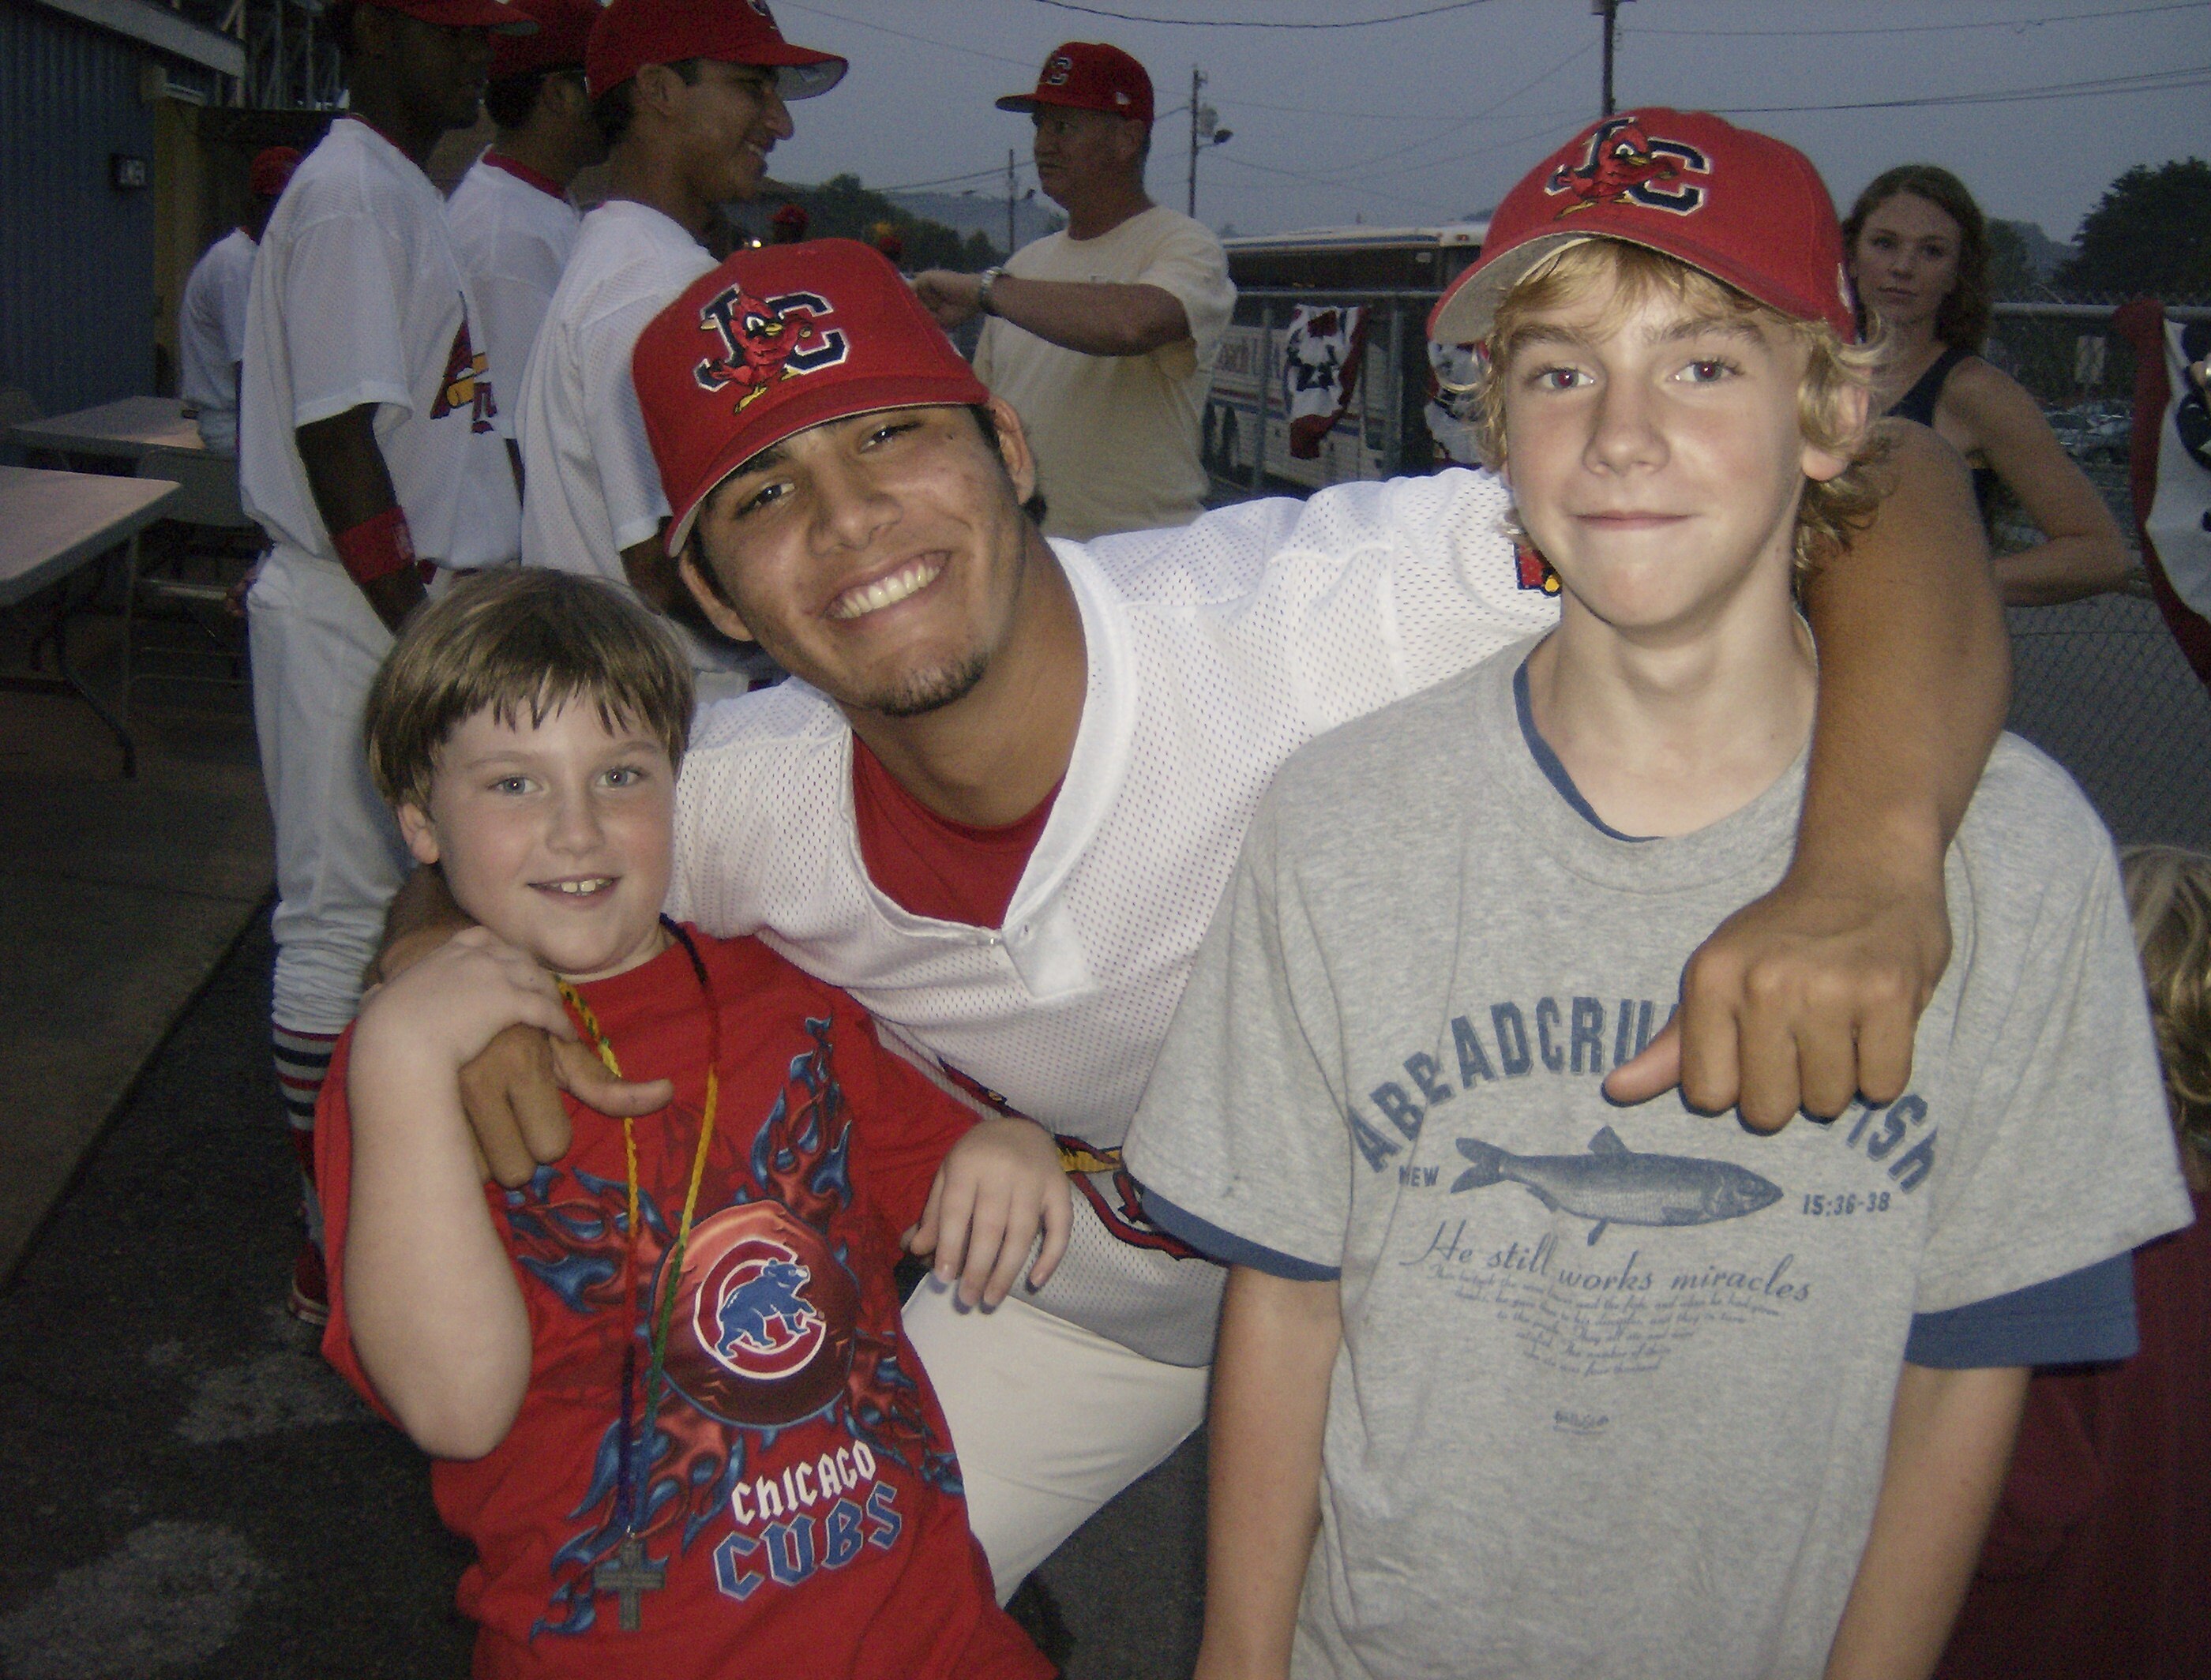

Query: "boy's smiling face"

xmin=399 ymin=699 xmax=675 ymax=984
xmin=1502 ymin=268 xmax=1853 ymax=639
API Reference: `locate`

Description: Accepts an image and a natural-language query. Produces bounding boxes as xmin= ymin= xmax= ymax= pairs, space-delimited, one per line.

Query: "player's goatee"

xmin=870 ymin=651 xmax=993 ymax=718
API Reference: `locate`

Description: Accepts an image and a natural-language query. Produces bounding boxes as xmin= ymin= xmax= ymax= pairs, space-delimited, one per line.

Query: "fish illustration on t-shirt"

xmin=1450 ymin=1126 xmax=1782 ymax=1245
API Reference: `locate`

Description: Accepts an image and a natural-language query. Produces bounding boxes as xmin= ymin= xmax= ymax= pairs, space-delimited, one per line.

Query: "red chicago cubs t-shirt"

xmin=317 ymin=929 xmax=1051 ymax=1680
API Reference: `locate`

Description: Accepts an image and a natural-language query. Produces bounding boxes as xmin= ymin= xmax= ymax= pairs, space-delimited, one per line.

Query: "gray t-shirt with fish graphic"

xmin=1122 ymin=639 xmax=2193 ymax=1680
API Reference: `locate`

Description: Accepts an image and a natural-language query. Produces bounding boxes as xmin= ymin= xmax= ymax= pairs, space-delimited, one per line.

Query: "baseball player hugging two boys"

xmin=269 ymin=5 xmax=2194 ymax=1669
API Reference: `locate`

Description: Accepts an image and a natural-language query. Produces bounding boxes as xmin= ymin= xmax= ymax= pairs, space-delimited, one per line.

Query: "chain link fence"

xmin=2005 ymin=591 xmax=2211 ymax=849
xmin=1204 ymin=291 xmax=2211 ymax=851
xmin=1983 ymin=300 xmax=2211 ymax=849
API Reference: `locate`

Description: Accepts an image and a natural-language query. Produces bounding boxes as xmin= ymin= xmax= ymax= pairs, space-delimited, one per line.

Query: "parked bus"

xmin=1205 ymin=223 xmax=1486 ymax=495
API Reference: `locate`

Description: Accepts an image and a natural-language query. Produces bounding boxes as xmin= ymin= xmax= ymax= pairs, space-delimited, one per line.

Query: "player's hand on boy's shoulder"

xmin=454 ymin=1019 xmax=674 ymax=1187
xmin=354 ymin=927 xmax=676 ymax=1183
xmin=370 ymin=870 xmax=675 ymax=1184
xmin=903 ymin=1115 xmax=1073 ymax=1310
xmin=1607 ymin=863 xmax=1946 ymax=1133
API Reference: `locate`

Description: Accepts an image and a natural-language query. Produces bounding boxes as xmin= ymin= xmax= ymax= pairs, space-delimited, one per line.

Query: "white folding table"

xmin=0 ymin=465 xmax=182 ymax=778
xmin=10 ymin=396 xmax=210 ymax=464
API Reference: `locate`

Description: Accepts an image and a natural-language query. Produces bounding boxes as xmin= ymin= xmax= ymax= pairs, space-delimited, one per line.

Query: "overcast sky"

xmin=764 ymin=0 xmax=2208 ymax=246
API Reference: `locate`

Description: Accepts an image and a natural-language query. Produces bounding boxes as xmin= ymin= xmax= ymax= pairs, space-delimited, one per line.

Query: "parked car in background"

xmin=2045 ymin=398 xmax=2131 ymax=463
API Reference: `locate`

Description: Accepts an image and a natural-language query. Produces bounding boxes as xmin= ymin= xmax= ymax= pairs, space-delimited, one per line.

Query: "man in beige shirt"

xmin=914 ymin=42 xmax=1235 ymax=540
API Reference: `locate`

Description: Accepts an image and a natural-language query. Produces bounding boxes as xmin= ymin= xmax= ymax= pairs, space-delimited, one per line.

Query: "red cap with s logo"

xmin=633 ymin=239 xmax=990 ymax=557
xmin=996 ymin=40 xmax=1154 ymax=126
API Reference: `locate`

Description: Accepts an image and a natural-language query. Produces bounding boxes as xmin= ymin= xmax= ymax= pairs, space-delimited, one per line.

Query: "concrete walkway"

xmin=0 ymin=636 xmax=272 ymax=1283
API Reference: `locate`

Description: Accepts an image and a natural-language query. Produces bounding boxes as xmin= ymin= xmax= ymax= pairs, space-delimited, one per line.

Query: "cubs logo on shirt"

xmin=708 ymin=1245 xmax=824 ymax=1371
xmin=1545 ymin=115 xmax=1710 ymax=217
xmin=665 ymin=1200 xmax=860 ymax=1427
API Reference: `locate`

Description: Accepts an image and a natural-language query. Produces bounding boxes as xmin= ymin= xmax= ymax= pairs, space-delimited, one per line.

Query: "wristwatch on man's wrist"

xmin=976 ymin=266 xmax=1005 ymax=317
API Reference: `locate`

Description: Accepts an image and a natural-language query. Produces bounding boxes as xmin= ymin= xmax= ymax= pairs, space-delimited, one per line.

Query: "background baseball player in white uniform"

xmin=178 ymin=146 xmax=300 ymax=453
xmin=382 ymin=241 xmax=2013 ymax=1603
xmin=512 ymin=0 xmax=842 ymax=696
xmin=445 ymin=0 xmax=602 ymax=472
xmin=238 ymin=0 xmax=527 ymax=1322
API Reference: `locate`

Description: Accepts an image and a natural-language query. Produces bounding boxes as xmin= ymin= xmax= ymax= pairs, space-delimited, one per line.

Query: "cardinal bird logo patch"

xmin=430 ymin=313 xmax=497 ymax=432
xmin=1545 ymin=115 xmax=1710 ymax=217
xmin=1517 ymin=543 xmax=1560 ymax=594
xmin=693 ymin=286 xmax=850 ymax=411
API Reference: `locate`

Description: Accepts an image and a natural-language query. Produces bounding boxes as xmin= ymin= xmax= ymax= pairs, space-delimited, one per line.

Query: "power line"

xmin=1214 ymin=96 xmax=1462 ymax=121
xmin=1217 ymin=110 xmax=1578 ymax=212
xmin=1216 ymin=152 xmax=1468 ymax=214
xmin=1714 ymin=62 xmax=2211 ymax=114
xmin=1244 ymin=39 xmax=1590 ymax=185
xmin=874 ymin=164 xmax=1031 ymax=193
xmin=1631 ymin=0 xmax=2206 ymax=38
xmin=775 ymin=0 xmax=1037 ymax=69
xmin=1027 ymin=0 xmax=1496 ymax=28
xmin=1308 ymin=108 xmax=1587 ymax=190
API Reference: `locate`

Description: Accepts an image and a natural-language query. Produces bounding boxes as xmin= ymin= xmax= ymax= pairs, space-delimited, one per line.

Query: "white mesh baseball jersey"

xmin=667 ymin=470 xmax=1561 ymax=1353
xmin=179 ymin=228 xmax=256 ymax=452
xmin=239 ymin=117 xmax=520 ymax=569
xmin=446 ymin=155 xmax=581 ymax=443
xmin=514 ymin=198 xmax=713 ymax=576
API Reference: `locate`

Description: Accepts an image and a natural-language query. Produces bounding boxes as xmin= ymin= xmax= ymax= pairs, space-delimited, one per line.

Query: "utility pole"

xmin=1186 ymin=66 xmax=1231 ymax=220
xmin=1188 ymin=67 xmax=1204 ymax=219
xmin=1005 ymin=148 xmax=1016 ymax=259
xmin=1593 ymin=0 xmax=1633 ymax=117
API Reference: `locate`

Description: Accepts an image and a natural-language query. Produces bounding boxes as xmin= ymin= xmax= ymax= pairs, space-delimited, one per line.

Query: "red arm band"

xmin=332 ymin=505 xmax=416 ymax=586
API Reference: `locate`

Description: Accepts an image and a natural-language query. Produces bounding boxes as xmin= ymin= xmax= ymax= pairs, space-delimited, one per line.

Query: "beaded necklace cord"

xmin=554 ymin=917 xmax=723 ymax=1554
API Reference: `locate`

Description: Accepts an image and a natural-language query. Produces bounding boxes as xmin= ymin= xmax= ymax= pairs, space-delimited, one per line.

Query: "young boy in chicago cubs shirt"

xmin=1122 ymin=111 xmax=2194 ymax=1680
xmin=317 ymin=569 xmax=1057 ymax=1677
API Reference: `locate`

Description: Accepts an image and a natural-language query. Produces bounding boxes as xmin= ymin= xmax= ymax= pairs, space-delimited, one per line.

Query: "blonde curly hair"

xmin=2121 ymin=845 xmax=2211 ymax=1168
xmin=1463 ymin=238 xmax=1889 ymax=578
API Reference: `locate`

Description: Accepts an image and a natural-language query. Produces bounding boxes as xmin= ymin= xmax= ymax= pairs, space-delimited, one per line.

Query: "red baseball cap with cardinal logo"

xmin=633 ymin=239 xmax=990 ymax=556
xmin=997 ymin=40 xmax=1154 ymax=126
xmin=1429 ymin=108 xmax=1857 ymax=349
xmin=490 ymin=0 xmax=598 ymax=78
xmin=587 ymin=0 xmax=846 ymax=101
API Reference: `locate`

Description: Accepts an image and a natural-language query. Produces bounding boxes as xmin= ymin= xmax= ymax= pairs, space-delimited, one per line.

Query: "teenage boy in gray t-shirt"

xmin=1123 ymin=111 xmax=2194 ymax=1680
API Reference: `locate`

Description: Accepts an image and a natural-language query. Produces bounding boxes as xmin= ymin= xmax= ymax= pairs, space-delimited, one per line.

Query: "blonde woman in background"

xmin=1845 ymin=164 xmax=2134 ymax=606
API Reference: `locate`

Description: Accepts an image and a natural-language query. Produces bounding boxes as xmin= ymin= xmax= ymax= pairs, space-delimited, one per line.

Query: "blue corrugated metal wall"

xmin=0 ymin=0 xmax=159 ymax=415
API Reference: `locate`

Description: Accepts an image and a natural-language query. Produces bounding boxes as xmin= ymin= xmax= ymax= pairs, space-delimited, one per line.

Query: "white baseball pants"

xmin=902 ymin=1280 xmax=1211 ymax=1603
xmin=246 ymin=545 xmax=413 ymax=1038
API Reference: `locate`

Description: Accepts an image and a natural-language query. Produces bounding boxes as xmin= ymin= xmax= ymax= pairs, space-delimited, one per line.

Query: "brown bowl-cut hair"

xmin=1466 ymin=238 xmax=1887 ymax=578
xmin=365 ymin=568 xmax=694 ymax=813
xmin=1841 ymin=164 xmax=1993 ymax=354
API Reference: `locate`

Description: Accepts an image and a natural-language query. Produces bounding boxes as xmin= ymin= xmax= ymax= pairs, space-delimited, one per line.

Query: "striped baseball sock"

xmin=272 ymin=1022 xmax=340 ymax=1324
